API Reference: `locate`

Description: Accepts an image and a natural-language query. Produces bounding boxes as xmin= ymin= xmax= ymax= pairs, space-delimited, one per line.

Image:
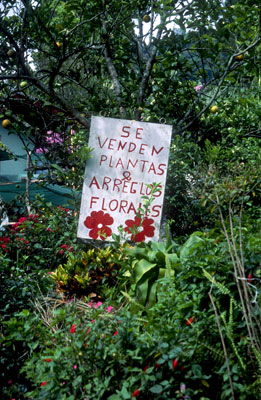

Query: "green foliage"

xmin=0 ymin=197 xmax=85 ymax=270
xmin=122 ymin=228 xmax=181 ymax=306
xmin=50 ymin=246 xmax=127 ymax=298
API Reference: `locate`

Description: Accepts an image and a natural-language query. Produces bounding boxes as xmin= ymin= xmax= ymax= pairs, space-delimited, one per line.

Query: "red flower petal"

xmin=40 ymin=381 xmax=48 ymax=386
xmin=172 ymin=359 xmax=178 ymax=369
xmin=132 ymin=389 xmax=140 ymax=397
xmin=186 ymin=317 xmax=194 ymax=326
xmin=70 ymin=324 xmax=76 ymax=333
xmin=84 ymin=215 xmax=96 ymax=229
xmin=89 ymin=227 xmax=99 ymax=239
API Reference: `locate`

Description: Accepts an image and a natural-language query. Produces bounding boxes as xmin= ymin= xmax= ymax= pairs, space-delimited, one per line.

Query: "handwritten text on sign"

xmin=77 ymin=116 xmax=172 ymax=242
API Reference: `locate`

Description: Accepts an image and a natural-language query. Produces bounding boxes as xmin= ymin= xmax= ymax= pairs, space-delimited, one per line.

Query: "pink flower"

xmin=84 ymin=210 xmax=114 ymax=240
xmin=73 ymin=365 xmax=77 ymax=370
xmin=194 ymin=84 xmax=204 ymax=91
xmin=94 ymin=301 xmax=103 ymax=309
xmin=46 ymin=131 xmax=63 ymax=144
xmin=35 ymin=147 xmax=48 ymax=154
xmin=70 ymin=324 xmax=76 ymax=334
xmin=107 ymin=306 xmax=114 ymax=313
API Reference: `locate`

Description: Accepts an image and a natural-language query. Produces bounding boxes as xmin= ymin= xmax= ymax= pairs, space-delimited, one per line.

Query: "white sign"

xmin=77 ymin=116 xmax=172 ymax=242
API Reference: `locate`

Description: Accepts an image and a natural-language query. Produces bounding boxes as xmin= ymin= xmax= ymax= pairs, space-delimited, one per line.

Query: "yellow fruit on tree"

xmin=235 ymin=54 xmax=244 ymax=61
xmin=56 ymin=41 xmax=62 ymax=48
xmin=7 ymin=49 xmax=16 ymax=57
xmin=20 ymin=81 xmax=27 ymax=88
xmin=2 ymin=119 xmax=12 ymax=129
xmin=143 ymin=15 xmax=151 ymax=23
xmin=210 ymin=105 xmax=218 ymax=114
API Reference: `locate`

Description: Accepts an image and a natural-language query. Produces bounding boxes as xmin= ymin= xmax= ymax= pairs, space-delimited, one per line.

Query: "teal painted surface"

xmin=0 ymin=181 xmax=80 ymax=209
xmin=0 ymin=124 xmax=32 ymax=181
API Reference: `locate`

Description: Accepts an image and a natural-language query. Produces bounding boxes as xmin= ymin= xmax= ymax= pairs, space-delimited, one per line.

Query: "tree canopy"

xmin=0 ymin=0 xmax=260 ymax=231
xmin=0 ymin=0 xmax=260 ymax=131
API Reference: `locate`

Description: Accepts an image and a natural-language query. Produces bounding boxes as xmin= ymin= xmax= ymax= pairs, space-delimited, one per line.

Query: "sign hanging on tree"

xmin=77 ymin=116 xmax=172 ymax=242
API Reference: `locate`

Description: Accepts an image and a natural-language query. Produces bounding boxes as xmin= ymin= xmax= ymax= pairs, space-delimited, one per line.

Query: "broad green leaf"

xmin=149 ymin=384 xmax=163 ymax=394
xmin=133 ymin=259 xmax=157 ymax=284
xmin=180 ymin=235 xmax=205 ymax=263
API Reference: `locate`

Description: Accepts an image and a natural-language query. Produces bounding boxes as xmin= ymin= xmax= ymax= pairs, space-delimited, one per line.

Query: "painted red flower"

xmin=84 ymin=210 xmax=113 ymax=240
xmin=124 ymin=216 xmax=155 ymax=242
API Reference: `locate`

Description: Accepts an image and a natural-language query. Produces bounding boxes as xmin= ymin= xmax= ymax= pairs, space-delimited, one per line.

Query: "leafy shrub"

xmin=50 ymin=246 xmax=128 ymax=299
xmin=3 ymin=273 xmax=259 ymax=400
xmin=0 ymin=200 xmax=85 ymax=271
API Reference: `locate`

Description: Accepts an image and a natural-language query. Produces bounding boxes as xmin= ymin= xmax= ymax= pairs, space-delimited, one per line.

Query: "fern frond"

xmin=228 ymin=298 xmax=233 ymax=338
xmin=120 ymin=291 xmax=145 ymax=310
xmin=203 ymin=269 xmax=242 ymax=311
xmin=197 ymin=340 xmax=225 ymax=366
xmin=220 ymin=310 xmax=246 ymax=371
xmin=252 ymin=346 xmax=261 ymax=376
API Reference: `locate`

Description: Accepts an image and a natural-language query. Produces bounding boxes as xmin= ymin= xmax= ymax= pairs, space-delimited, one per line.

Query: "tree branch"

xmin=174 ymin=34 xmax=261 ymax=135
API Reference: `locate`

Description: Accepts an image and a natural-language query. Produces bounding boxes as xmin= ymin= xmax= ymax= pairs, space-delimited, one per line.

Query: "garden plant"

xmin=0 ymin=0 xmax=260 ymax=399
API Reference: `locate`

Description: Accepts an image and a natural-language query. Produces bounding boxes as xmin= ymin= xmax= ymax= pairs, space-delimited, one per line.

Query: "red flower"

xmin=84 ymin=210 xmax=113 ymax=240
xmin=172 ymin=359 xmax=178 ymax=369
xmin=44 ymin=358 xmax=52 ymax=362
xmin=0 ymin=237 xmax=10 ymax=244
xmin=40 ymin=381 xmax=48 ymax=386
xmin=143 ymin=365 xmax=149 ymax=372
xmin=132 ymin=389 xmax=140 ymax=397
xmin=124 ymin=216 xmax=155 ymax=242
xmin=247 ymin=273 xmax=252 ymax=283
xmin=113 ymin=331 xmax=118 ymax=336
xmin=186 ymin=317 xmax=194 ymax=326
xmin=59 ymin=250 xmax=64 ymax=254
xmin=70 ymin=324 xmax=76 ymax=334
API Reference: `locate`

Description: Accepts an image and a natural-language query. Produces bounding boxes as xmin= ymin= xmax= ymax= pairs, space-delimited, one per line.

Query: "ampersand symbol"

xmin=122 ymin=171 xmax=131 ymax=181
